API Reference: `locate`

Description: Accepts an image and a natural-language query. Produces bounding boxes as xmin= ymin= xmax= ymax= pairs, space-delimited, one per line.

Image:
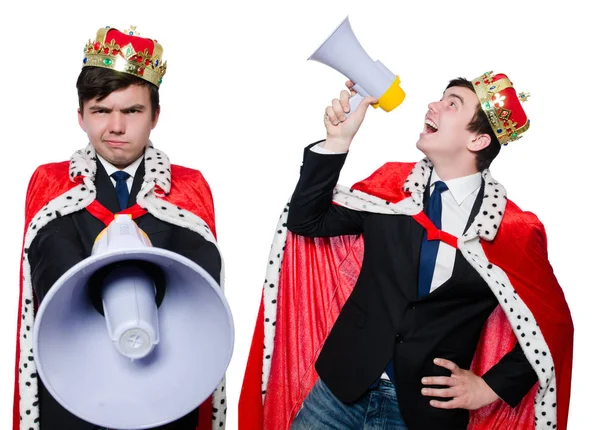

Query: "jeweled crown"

xmin=471 ymin=71 xmax=530 ymax=145
xmin=82 ymin=26 xmax=167 ymax=87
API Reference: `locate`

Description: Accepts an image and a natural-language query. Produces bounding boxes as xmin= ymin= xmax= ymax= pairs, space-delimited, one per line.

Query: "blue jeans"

xmin=291 ymin=378 xmax=408 ymax=430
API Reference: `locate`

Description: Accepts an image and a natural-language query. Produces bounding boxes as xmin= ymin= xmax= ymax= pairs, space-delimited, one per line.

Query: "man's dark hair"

xmin=446 ymin=78 xmax=500 ymax=171
xmin=76 ymin=67 xmax=160 ymax=120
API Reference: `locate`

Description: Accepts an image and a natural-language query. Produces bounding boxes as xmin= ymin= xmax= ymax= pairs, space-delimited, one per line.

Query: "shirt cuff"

xmin=310 ymin=142 xmax=348 ymax=155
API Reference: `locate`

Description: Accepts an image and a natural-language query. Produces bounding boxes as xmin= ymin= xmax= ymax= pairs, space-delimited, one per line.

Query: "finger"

xmin=331 ymin=98 xmax=346 ymax=122
xmin=340 ymin=90 xmax=351 ymax=113
xmin=429 ymin=398 xmax=462 ymax=410
xmin=324 ymin=106 xmax=339 ymax=125
xmin=421 ymin=376 xmax=456 ymax=386
xmin=421 ymin=387 xmax=456 ymax=398
xmin=433 ymin=358 xmax=460 ymax=374
xmin=345 ymin=80 xmax=357 ymax=96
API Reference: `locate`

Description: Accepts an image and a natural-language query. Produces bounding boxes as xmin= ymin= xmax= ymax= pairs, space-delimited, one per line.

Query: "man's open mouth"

xmin=424 ymin=118 xmax=438 ymax=134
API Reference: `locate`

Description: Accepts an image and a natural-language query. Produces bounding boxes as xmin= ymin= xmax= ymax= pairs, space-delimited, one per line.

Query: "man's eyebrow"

xmin=121 ymin=104 xmax=146 ymax=111
xmin=88 ymin=104 xmax=110 ymax=111
xmin=447 ymin=93 xmax=464 ymax=105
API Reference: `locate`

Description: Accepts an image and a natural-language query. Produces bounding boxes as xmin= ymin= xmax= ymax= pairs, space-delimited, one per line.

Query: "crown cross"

xmin=105 ymin=39 xmax=121 ymax=56
xmin=519 ymin=92 xmax=531 ymax=102
xmin=492 ymin=93 xmax=506 ymax=107
xmin=503 ymin=119 xmax=518 ymax=131
xmin=124 ymin=25 xmax=140 ymax=36
xmin=504 ymin=119 xmax=522 ymax=141
xmin=136 ymin=48 xmax=153 ymax=65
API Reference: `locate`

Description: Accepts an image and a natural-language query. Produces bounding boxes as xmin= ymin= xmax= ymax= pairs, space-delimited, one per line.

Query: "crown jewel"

xmin=82 ymin=26 xmax=167 ymax=87
xmin=471 ymin=71 xmax=530 ymax=145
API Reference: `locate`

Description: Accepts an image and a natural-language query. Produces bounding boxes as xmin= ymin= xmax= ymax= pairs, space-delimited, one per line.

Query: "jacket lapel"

xmin=463 ymin=178 xmax=485 ymax=234
xmin=406 ymin=172 xmax=433 ymax=300
xmin=128 ymin=159 xmax=145 ymax=208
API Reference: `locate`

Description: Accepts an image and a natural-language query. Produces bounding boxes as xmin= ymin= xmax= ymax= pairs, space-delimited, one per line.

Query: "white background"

xmin=0 ymin=0 xmax=597 ymax=428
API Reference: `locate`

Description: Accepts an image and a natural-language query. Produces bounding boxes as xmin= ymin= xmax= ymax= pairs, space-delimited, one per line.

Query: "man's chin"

xmin=98 ymin=152 xmax=136 ymax=169
xmin=112 ymin=158 xmax=137 ymax=169
xmin=416 ymin=136 xmax=431 ymax=157
xmin=96 ymin=145 xmax=145 ymax=168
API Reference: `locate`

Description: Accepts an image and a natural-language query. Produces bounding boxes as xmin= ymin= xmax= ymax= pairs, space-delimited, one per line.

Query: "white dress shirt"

xmin=97 ymin=153 xmax=144 ymax=193
xmin=427 ymin=169 xmax=481 ymax=291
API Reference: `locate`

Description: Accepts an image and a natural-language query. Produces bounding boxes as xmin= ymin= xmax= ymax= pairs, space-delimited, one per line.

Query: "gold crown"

xmin=471 ymin=71 xmax=530 ymax=145
xmin=83 ymin=26 xmax=167 ymax=87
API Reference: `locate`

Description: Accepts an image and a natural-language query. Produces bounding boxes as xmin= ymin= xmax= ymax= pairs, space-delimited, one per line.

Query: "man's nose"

xmin=108 ymin=112 xmax=125 ymax=134
xmin=427 ymin=101 xmax=440 ymax=113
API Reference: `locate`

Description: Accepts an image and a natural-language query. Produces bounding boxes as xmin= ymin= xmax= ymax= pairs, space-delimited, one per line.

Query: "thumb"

xmin=354 ymin=96 xmax=378 ymax=115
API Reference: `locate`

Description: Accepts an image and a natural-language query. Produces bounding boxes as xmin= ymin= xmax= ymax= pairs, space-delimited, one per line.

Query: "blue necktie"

xmin=383 ymin=182 xmax=448 ymax=385
xmin=418 ymin=181 xmax=448 ymax=297
xmin=111 ymin=171 xmax=130 ymax=211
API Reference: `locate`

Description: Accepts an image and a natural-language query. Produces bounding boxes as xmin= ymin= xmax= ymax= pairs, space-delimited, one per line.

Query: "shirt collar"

xmin=97 ymin=153 xmax=144 ymax=179
xmin=429 ymin=168 xmax=482 ymax=206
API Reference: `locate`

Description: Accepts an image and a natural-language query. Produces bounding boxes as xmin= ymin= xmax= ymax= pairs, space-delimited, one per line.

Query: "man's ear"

xmin=151 ymin=105 xmax=161 ymax=129
xmin=78 ymin=108 xmax=85 ymax=132
xmin=468 ymin=133 xmax=491 ymax=152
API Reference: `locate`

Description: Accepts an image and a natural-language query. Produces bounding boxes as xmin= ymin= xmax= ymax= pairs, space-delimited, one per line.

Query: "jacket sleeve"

xmin=28 ymin=215 xmax=87 ymax=303
xmin=287 ymin=141 xmax=367 ymax=237
xmin=481 ymin=331 xmax=539 ymax=407
xmin=168 ymin=225 xmax=222 ymax=286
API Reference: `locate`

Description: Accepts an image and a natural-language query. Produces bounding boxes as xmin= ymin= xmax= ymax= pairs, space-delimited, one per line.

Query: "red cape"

xmin=14 ymin=159 xmax=218 ymax=430
xmin=240 ymin=162 xmax=573 ymax=430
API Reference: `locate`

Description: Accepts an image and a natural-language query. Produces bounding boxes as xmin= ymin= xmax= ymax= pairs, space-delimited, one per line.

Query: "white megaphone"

xmin=308 ymin=16 xmax=406 ymax=115
xmin=33 ymin=215 xmax=234 ymax=429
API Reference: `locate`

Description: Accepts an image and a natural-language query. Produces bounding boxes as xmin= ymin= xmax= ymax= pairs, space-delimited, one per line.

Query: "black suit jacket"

xmin=28 ymin=159 xmax=221 ymax=430
xmin=287 ymin=144 xmax=537 ymax=430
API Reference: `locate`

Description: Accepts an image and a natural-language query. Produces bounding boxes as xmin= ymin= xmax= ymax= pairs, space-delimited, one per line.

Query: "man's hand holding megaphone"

xmin=323 ymin=80 xmax=378 ymax=153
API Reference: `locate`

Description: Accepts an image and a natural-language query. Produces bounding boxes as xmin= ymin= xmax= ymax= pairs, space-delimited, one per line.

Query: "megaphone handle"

xmin=346 ymin=93 xmax=364 ymax=117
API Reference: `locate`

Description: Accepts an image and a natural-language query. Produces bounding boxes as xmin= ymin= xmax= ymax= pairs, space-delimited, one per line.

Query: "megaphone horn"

xmin=33 ymin=215 xmax=234 ymax=429
xmin=308 ymin=16 xmax=406 ymax=115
